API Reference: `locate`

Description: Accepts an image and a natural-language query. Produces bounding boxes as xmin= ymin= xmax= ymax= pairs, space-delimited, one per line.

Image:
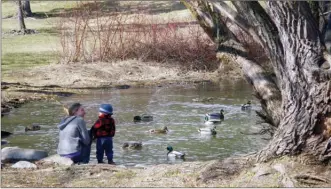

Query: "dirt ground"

xmin=3 ymin=60 xmax=242 ymax=88
xmin=1 ymin=155 xmax=330 ymax=187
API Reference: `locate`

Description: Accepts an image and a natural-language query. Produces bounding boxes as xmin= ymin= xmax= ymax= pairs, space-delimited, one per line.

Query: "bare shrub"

xmin=58 ymin=1 xmax=218 ymax=71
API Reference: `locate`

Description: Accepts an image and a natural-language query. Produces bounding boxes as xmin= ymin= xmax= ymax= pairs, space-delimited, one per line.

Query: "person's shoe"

xmin=98 ymin=160 xmax=104 ymax=164
xmin=108 ymin=160 xmax=116 ymax=165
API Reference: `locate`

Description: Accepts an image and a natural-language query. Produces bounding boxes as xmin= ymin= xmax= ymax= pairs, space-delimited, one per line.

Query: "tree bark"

xmin=17 ymin=0 xmax=26 ymax=33
xmin=257 ymin=1 xmax=331 ymax=162
xmin=182 ymin=0 xmax=331 ymax=162
xmin=23 ymin=0 xmax=33 ymax=17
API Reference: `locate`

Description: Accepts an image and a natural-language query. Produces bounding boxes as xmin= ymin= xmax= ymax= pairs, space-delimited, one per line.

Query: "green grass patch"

xmin=2 ymin=52 xmax=58 ymax=72
xmin=2 ymin=1 xmax=78 ymax=18
xmin=2 ymin=17 xmax=60 ymax=32
xmin=2 ymin=34 xmax=60 ymax=54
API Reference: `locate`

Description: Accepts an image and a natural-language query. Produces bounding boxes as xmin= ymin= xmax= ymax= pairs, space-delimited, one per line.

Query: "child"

xmin=91 ymin=104 xmax=116 ymax=164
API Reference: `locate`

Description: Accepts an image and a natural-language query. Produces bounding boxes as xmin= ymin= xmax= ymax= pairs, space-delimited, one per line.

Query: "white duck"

xmin=166 ymin=146 xmax=185 ymax=159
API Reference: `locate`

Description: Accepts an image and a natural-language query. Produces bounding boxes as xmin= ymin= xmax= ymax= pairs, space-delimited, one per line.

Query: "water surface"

xmin=1 ymin=80 xmax=265 ymax=166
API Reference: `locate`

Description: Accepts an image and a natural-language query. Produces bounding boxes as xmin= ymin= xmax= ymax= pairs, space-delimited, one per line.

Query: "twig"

xmin=294 ymin=174 xmax=329 ymax=183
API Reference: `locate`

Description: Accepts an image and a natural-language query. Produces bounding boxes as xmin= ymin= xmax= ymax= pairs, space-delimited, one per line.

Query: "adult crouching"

xmin=57 ymin=103 xmax=91 ymax=164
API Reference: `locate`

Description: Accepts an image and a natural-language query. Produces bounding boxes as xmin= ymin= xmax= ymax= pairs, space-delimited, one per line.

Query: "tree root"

xmin=294 ymin=174 xmax=329 ymax=185
xmin=319 ymin=138 xmax=331 ymax=162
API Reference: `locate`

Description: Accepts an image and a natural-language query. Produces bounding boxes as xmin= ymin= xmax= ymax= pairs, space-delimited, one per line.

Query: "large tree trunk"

xmin=17 ymin=0 xmax=26 ymax=33
xmin=182 ymin=0 xmax=331 ymax=162
xmin=257 ymin=1 xmax=331 ymax=162
xmin=22 ymin=0 xmax=33 ymax=17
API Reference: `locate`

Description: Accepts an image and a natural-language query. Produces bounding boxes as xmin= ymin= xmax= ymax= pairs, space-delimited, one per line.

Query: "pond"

xmin=1 ymin=80 xmax=266 ymax=166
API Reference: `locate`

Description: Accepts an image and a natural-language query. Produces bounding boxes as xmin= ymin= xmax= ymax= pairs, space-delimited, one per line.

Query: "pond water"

xmin=1 ymin=80 xmax=266 ymax=166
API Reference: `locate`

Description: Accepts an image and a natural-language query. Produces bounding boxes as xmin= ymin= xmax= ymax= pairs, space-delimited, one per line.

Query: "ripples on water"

xmin=1 ymin=80 xmax=267 ymax=166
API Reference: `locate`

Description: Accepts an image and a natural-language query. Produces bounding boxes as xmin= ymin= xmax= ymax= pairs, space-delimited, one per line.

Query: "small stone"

xmin=11 ymin=161 xmax=37 ymax=169
xmin=1 ymin=147 xmax=48 ymax=163
xmin=134 ymin=164 xmax=148 ymax=169
xmin=38 ymin=154 xmax=73 ymax=166
xmin=273 ymin=163 xmax=286 ymax=174
xmin=116 ymin=165 xmax=126 ymax=168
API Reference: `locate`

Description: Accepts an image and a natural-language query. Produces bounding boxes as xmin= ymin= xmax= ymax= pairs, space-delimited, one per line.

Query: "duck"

xmin=122 ymin=141 xmax=143 ymax=150
xmin=134 ymin=114 xmax=153 ymax=123
xmin=166 ymin=146 xmax=185 ymax=159
xmin=204 ymin=109 xmax=224 ymax=125
xmin=241 ymin=101 xmax=252 ymax=111
xmin=1 ymin=130 xmax=12 ymax=145
xmin=149 ymin=126 xmax=168 ymax=134
xmin=1 ymin=131 xmax=12 ymax=138
xmin=198 ymin=127 xmax=217 ymax=135
xmin=25 ymin=124 xmax=41 ymax=132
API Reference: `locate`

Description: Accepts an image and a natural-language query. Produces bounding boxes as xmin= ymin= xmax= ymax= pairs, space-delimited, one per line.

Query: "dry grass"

xmin=58 ymin=1 xmax=218 ymax=71
xmin=2 ymin=156 xmax=329 ymax=188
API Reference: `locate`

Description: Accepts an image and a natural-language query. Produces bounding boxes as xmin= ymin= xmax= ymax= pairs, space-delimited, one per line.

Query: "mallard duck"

xmin=1 ymin=131 xmax=12 ymax=146
xmin=25 ymin=124 xmax=41 ymax=132
xmin=134 ymin=114 xmax=153 ymax=123
xmin=204 ymin=109 xmax=224 ymax=125
xmin=149 ymin=126 xmax=168 ymax=134
xmin=167 ymin=146 xmax=185 ymax=159
xmin=122 ymin=142 xmax=143 ymax=150
xmin=241 ymin=101 xmax=252 ymax=111
xmin=1 ymin=140 xmax=8 ymax=145
xmin=1 ymin=131 xmax=12 ymax=138
xmin=198 ymin=127 xmax=217 ymax=135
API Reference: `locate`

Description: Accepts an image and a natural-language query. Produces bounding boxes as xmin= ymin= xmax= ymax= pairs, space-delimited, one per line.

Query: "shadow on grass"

xmin=2 ymin=52 xmax=59 ymax=72
xmin=30 ymin=1 xmax=187 ymax=19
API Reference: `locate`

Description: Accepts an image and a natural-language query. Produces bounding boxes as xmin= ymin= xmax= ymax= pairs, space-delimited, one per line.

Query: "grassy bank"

xmin=1 ymin=1 xmax=77 ymax=77
xmin=1 ymin=155 xmax=330 ymax=187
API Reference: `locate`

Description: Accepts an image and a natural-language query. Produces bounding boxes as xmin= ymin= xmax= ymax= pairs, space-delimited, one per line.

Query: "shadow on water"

xmin=1 ymin=79 xmax=266 ymax=166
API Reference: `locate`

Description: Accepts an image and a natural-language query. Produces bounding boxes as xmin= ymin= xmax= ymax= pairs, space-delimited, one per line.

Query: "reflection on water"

xmin=1 ymin=80 xmax=266 ymax=166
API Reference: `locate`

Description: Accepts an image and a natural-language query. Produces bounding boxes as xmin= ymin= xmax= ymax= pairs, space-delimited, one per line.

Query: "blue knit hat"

xmin=99 ymin=104 xmax=113 ymax=115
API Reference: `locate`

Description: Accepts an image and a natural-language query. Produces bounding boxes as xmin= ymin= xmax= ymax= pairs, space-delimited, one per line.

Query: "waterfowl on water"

xmin=198 ymin=127 xmax=217 ymax=135
xmin=25 ymin=124 xmax=41 ymax=132
xmin=204 ymin=109 xmax=224 ymax=125
xmin=1 ymin=131 xmax=12 ymax=146
xmin=241 ymin=101 xmax=252 ymax=111
xmin=1 ymin=131 xmax=12 ymax=138
xmin=134 ymin=114 xmax=153 ymax=123
xmin=149 ymin=126 xmax=168 ymax=134
xmin=122 ymin=142 xmax=143 ymax=150
xmin=167 ymin=146 xmax=185 ymax=159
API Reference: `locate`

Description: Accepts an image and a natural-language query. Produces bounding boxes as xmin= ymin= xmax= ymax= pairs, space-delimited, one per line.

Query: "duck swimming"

xmin=198 ymin=127 xmax=217 ymax=135
xmin=167 ymin=146 xmax=185 ymax=159
xmin=204 ymin=109 xmax=224 ymax=125
xmin=149 ymin=126 xmax=168 ymax=134
xmin=1 ymin=131 xmax=12 ymax=138
xmin=241 ymin=101 xmax=252 ymax=111
xmin=1 ymin=130 xmax=12 ymax=145
xmin=122 ymin=141 xmax=143 ymax=150
xmin=134 ymin=114 xmax=153 ymax=123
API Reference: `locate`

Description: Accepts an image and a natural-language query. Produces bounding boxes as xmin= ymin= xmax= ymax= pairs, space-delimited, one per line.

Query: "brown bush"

xmin=58 ymin=1 xmax=218 ymax=71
